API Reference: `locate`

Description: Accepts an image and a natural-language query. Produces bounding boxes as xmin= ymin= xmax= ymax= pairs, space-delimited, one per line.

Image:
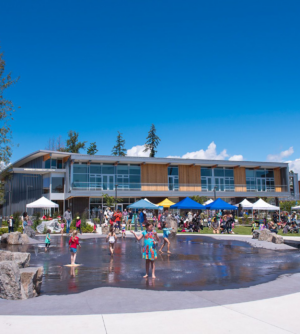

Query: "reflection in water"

xmin=1 ymin=236 xmax=300 ymax=295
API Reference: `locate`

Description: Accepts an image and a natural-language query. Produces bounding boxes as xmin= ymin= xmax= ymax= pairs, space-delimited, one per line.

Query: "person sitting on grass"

xmin=269 ymin=221 xmax=278 ymax=234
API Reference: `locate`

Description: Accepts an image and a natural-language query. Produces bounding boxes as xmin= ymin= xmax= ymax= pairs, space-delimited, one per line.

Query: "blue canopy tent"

xmin=170 ymin=197 xmax=206 ymax=210
xmin=128 ymin=199 xmax=159 ymax=210
xmin=204 ymin=198 xmax=238 ymax=210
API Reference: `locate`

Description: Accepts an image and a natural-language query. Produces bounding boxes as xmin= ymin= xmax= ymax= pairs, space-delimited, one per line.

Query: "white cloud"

xmin=127 ymin=145 xmax=149 ymax=157
xmin=267 ymin=147 xmax=294 ymax=162
xmin=229 ymin=155 xmax=244 ymax=161
xmin=286 ymin=158 xmax=300 ymax=174
xmin=167 ymin=142 xmax=243 ymax=161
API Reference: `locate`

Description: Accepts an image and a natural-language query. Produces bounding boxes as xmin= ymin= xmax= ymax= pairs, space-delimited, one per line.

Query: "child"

xmin=106 ymin=225 xmax=117 ymax=255
xmin=121 ymin=220 xmax=126 ymax=238
xmin=68 ymin=230 xmax=81 ymax=265
xmin=159 ymin=222 xmax=174 ymax=254
xmin=61 ymin=220 xmax=65 ymax=235
xmin=131 ymin=222 xmax=159 ymax=278
xmin=45 ymin=229 xmax=51 ymax=252
xmin=93 ymin=221 xmax=97 ymax=233
xmin=76 ymin=216 xmax=82 ymax=235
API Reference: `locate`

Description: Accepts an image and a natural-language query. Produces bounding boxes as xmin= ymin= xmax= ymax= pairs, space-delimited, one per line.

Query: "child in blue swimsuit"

xmin=131 ymin=222 xmax=159 ymax=278
xmin=159 ymin=222 xmax=174 ymax=254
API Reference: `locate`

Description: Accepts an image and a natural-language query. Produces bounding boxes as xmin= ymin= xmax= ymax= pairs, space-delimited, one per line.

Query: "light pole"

xmin=115 ymin=184 xmax=118 ymax=210
xmin=214 ymin=186 xmax=217 ymax=200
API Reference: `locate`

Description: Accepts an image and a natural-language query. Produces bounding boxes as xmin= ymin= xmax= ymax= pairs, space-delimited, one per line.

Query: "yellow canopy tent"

xmin=157 ymin=198 xmax=175 ymax=208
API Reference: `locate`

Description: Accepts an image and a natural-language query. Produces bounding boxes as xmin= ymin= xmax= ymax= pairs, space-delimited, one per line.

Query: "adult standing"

xmin=64 ymin=208 xmax=72 ymax=235
xmin=114 ymin=209 xmax=122 ymax=230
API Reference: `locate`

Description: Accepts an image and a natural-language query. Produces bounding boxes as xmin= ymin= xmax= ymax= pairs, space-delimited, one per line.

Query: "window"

xmin=52 ymin=177 xmax=64 ymax=193
xmin=168 ymin=166 xmax=178 ymax=176
xmin=117 ymin=164 xmax=129 ymax=175
xmin=102 ymin=164 xmax=114 ymax=174
xmin=45 ymin=160 xmax=50 ymax=169
xmin=246 ymin=168 xmax=275 ymax=192
xmin=73 ymin=163 xmax=88 ymax=173
xmin=90 ymin=164 xmax=101 ymax=174
xmin=57 ymin=160 xmax=63 ymax=169
xmin=43 ymin=177 xmax=50 ymax=194
xmin=51 ymin=159 xmax=57 ymax=168
xmin=201 ymin=167 xmax=233 ymax=191
xmin=168 ymin=166 xmax=178 ymax=191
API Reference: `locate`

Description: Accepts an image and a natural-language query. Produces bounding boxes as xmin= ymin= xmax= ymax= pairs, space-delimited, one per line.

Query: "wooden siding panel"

xmin=179 ymin=165 xmax=201 ymax=192
xmin=141 ymin=164 xmax=168 ymax=191
xmin=234 ymin=167 xmax=246 ymax=192
xmin=274 ymin=169 xmax=282 ymax=192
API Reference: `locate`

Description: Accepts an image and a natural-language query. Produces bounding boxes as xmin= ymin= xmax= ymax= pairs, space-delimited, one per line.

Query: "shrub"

xmin=33 ymin=212 xmax=41 ymax=230
xmin=17 ymin=226 xmax=23 ymax=233
xmin=2 ymin=220 xmax=8 ymax=226
xmin=43 ymin=225 xmax=48 ymax=234
xmin=82 ymin=225 xmax=94 ymax=233
xmin=0 ymin=227 xmax=8 ymax=235
xmin=13 ymin=211 xmax=22 ymax=229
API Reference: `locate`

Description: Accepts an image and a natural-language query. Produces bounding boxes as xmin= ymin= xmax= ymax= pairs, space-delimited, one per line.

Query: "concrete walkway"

xmin=1 ymin=291 xmax=299 ymax=334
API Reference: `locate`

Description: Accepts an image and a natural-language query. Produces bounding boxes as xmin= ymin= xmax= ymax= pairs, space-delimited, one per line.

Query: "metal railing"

xmin=71 ymin=182 xmax=289 ymax=193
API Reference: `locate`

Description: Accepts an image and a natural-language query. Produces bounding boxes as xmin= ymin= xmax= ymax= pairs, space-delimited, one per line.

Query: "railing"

xmin=71 ymin=182 xmax=289 ymax=193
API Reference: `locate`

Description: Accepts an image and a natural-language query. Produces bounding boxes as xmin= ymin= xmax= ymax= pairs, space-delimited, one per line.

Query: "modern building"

xmin=0 ymin=150 xmax=296 ymax=217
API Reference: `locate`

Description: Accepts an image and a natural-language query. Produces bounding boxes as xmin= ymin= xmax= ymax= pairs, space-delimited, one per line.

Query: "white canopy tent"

xmin=235 ymin=199 xmax=253 ymax=209
xmin=26 ymin=196 xmax=59 ymax=216
xmin=291 ymin=205 xmax=300 ymax=210
xmin=252 ymin=199 xmax=279 ymax=211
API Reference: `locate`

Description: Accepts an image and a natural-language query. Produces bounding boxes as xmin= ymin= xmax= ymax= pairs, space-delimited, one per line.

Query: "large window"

xmin=168 ymin=166 xmax=178 ymax=191
xmin=43 ymin=177 xmax=50 ymax=194
xmin=45 ymin=159 xmax=64 ymax=169
xmin=72 ymin=162 xmax=141 ymax=190
xmin=201 ymin=167 xmax=234 ymax=191
xmin=246 ymin=169 xmax=275 ymax=192
xmin=52 ymin=177 xmax=64 ymax=193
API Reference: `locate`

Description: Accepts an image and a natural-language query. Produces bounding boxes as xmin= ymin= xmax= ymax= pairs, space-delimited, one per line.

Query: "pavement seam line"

xmin=102 ymin=314 xmax=108 ymax=334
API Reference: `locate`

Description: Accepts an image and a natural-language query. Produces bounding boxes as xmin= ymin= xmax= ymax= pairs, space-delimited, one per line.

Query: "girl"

xmin=159 ymin=222 xmax=174 ymax=254
xmin=76 ymin=216 xmax=82 ymax=235
xmin=121 ymin=219 xmax=126 ymax=238
xmin=61 ymin=219 xmax=65 ymax=235
xmin=106 ymin=225 xmax=117 ymax=255
xmin=131 ymin=222 xmax=159 ymax=278
xmin=22 ymin=211 xmax=28 ymax=233
xmin=45 ymin=229 xmax=51 ymax=252
xmin=69 ymin=230 xmax=81 ymax=265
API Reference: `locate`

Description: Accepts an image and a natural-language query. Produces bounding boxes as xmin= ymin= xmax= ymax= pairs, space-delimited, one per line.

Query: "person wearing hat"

xmin=8 ymin=215 xmax=15 ymax=233
xmin=76 ymin=216 xmax=82 ymax=235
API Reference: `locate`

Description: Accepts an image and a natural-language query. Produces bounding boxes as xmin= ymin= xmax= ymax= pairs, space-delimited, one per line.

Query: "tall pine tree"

xmin=112 ymin=132 xmax=126 ymax=156
xmin=64 ymin=131 xmax=86 ymax=153
xmin=144 ymin=124 xmax=160 ymax=157
xmin=87 ymin=142 xmax=98 ymax=155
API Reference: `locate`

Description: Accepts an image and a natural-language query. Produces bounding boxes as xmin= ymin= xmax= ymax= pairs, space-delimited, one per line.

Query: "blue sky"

xmin=1 ymin=1 xmax=300 ymax=170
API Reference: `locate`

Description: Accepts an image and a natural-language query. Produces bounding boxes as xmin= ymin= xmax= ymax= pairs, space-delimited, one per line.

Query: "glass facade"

xmin=52 ymin=177 xmax=64 ymax=193
xmin=72 ymin=163 xmax=141 ymax=190
xmin=168 ymin=166 xmax=179 ymax=191
xmin=45 ymin=159 xmax=64 ymax=169
xmin=246 ymin=169 xmax=275 ymax=192
xmin=201 ymin=167 xmax=234 ymax=191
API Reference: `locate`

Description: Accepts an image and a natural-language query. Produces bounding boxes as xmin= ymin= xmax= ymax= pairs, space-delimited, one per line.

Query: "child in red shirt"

xmin=68 ymin=230 xmax=81 ymax=265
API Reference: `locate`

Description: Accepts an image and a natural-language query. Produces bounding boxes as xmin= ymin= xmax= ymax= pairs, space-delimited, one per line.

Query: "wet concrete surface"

xmin=1 ymin=235 xmax=300 ymax=296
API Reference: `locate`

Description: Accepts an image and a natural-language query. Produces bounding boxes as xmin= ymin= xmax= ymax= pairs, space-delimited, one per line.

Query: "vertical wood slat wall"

xmin=178 ymin=165 xmax=201 ymax=191
xmin=274 ymin=169 xmax=281 ymax=192
xmin=141 ymin=164 xmax=168 ymax=191
xmin=234 ymin=167 xmax=246 ymax=192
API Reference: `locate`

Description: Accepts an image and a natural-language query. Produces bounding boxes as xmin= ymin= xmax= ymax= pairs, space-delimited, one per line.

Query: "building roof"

xmin=1 ymin=149 xmax=289 ymax=177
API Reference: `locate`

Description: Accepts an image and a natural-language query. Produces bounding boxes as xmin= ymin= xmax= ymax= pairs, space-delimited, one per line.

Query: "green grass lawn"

xmin=156 ymin=225 xmax=300 ymax=237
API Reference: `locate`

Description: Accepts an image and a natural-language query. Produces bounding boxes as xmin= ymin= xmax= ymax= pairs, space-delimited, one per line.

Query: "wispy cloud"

xmin=267 ymin=147 xmax=294 ymax=162
xmin=167 ymin=142 xmax=243 ymax=161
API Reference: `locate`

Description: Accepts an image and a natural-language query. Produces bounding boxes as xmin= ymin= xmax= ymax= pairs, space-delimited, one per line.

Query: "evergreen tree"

xmin=64 ymin=131 xmax=86 ymax=153
xmin=112 ymin=132 xmax=126 ymax=156
xmin=144 ymin=124 xmax=161 ymax=157
xmin=87 ymin=142 xmax=98 ymax=155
